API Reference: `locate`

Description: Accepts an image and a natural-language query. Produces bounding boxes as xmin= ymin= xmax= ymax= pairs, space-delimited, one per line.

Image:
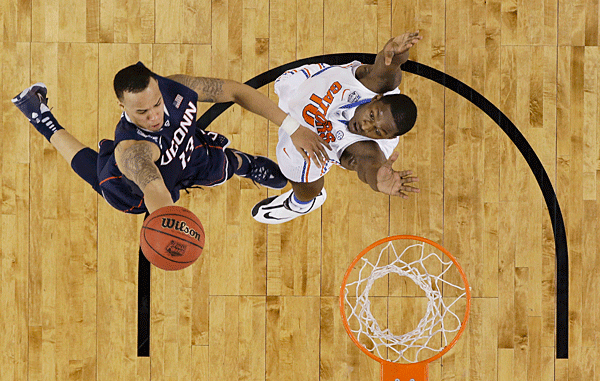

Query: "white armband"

xmin=280 ymin=115 xmax=300 ymax=136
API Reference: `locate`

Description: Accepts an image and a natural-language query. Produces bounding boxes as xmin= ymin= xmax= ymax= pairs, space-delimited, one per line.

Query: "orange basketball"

xmin=140 ymin=206 xmax=205 ymax=271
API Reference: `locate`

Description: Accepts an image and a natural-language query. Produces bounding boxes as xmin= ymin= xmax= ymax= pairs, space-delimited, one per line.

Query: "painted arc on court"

xmin=195 ymin=53 xmax=569 ymax=359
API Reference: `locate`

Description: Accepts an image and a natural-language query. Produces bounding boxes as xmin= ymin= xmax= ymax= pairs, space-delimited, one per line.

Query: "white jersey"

xmin=274 ymin=61 xmax=400 ymax=183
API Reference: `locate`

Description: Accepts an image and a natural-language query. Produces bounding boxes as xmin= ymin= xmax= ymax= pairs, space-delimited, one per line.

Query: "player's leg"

xmin=290 ymin=177 xmax=324 ymax=201
xmin=225 ymin=148 xmax=287 ymax=189
xmin=50 ymin=129 xmax=87 ymax=163
xmin=251 ymin=177 xmax=327 ymax=224
xmin=284 ymin=176 xmax=327 ymax=212
xmin=13 ymin=83 xmax=101 ymax=193
xmin=186 ymin=130 xmax=287 ymax=190
xmin=251 ymin=129 xmax=328 ymax=224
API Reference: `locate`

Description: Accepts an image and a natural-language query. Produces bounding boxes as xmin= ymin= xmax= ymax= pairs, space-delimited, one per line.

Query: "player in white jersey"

xmin=252 ymin=31 xmax=422 ymax=224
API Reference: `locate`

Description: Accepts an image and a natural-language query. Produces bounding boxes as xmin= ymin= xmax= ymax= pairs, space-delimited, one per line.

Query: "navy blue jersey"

xmin=97 ymin=63 xmax=229 ymax=213
xmin=112 ymin=71 xmax=199 ymax=191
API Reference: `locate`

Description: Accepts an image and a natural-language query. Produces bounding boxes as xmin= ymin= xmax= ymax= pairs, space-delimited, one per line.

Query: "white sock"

xmin=288 ymin=192 xmax=313 ymax=212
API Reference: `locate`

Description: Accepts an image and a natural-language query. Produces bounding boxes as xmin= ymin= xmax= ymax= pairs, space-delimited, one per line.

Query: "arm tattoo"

xmin=168 ymin=75 xmax=224 ymax=102
xmin=117 ymin=143 xmax=161 ymax=190
xmin=192 ymin=77 xmax=224 ymax=102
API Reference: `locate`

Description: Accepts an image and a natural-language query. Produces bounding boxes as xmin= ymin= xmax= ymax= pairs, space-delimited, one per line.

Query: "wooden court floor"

xmin=1 ymin=0 xmax=599 ymax=380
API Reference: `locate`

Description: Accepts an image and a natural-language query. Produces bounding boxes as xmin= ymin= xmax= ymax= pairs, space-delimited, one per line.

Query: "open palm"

xmin=376 ymin=152 xmax=420 ymax=198
xmin=383 ymin=31 xmax=422 ymax=65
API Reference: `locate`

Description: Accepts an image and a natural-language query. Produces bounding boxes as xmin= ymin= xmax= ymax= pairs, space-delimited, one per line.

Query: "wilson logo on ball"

xmin=161 ymin=218 xmax=202 ymax=242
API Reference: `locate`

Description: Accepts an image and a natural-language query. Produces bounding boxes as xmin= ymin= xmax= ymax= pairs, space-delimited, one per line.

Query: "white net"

xmin=343 ymin=240 xmax=469 ymax=364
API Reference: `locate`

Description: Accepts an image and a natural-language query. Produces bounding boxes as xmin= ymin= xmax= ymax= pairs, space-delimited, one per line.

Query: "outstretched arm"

xmin=340 ymin=141 xmax=419 ymax=198
xmin=355 ymin=31 xmax=422 ymax=94
xmin=167 ymin=75 xmax=287 ymax=125
xmin=167 ymin=74 xmax=332 ymax=167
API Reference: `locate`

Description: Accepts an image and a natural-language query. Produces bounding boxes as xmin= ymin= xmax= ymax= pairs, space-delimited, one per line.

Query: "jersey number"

xmin=179 ymin=136 xmax=194 ymax=169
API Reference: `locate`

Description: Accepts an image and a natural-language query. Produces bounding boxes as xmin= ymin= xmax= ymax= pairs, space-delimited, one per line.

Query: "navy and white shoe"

xmin=12 ymin=83 xmax=50 ymax=123
xmin=251 ymin=188 xmax=327 ymax=224
xmin=12 ymin=82 xmax=62 ymax=142
xmin=240 ymin=155 xmax=288 ymax=190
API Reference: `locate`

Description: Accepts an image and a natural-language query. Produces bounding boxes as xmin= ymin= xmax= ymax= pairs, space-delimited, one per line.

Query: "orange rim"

xmin=339 ymin=235 xmax=471 ymax=367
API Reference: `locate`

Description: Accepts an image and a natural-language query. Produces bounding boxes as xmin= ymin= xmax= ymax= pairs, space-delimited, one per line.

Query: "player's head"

xmin=114 ymin=63 xmax=164 ymax=132
xmin=347 ymin=94 xmax=417 ymax=139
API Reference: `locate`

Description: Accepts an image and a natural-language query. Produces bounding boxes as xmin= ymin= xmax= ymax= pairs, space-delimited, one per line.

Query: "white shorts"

xmin=276 ymin=128 xmax=338 ymax=183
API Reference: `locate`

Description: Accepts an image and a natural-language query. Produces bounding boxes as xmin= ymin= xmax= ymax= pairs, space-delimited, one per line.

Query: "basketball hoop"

xmin=339 ymin=235 xmax=471 ymax=381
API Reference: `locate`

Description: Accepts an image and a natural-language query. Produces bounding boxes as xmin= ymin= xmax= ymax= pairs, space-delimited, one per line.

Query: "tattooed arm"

xmin=114 ymin=140 xmax=175 ymax=213
xmin=167 ymin=74 xmax=288 ymax=125
xmin=168 ymin=74 xmax=331 ymax=165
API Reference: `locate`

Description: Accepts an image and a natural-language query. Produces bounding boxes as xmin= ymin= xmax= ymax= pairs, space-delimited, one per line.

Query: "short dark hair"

xmin=113 ymin=63 xmax=156 ymax=101
xmin=380 ymin=94 xmax=417 ymax=137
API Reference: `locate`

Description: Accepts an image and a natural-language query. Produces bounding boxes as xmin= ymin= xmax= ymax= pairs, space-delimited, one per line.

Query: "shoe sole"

xmin=12 ymin=83 xmax=48 ymax=120
xmin=251 ymin=196 xmax=278 ymax=217
xmin=12 ymin=83 xmax=47 ymax=104
xmin=251 ymin=189 xmax=327 ymax=224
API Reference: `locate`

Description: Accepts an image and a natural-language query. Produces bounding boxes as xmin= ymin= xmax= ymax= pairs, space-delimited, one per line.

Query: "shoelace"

xmin=35 ymin=92 xmax=53 ymax=114
xmin=244 ymin=162 xmax=280 ymax=189
xmin=248 ymin=166 xmax=273 ymax=182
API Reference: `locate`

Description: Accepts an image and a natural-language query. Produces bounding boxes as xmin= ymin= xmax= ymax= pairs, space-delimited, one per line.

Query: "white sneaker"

xmin=251 ymin=188 xmax=327 ymax=224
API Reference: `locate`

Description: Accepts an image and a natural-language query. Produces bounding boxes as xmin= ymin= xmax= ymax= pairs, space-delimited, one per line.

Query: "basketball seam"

xmin=141 ymin=226 xmax=204 ymax=252
xmin=140 ymin=238 xmax=199 ymax=264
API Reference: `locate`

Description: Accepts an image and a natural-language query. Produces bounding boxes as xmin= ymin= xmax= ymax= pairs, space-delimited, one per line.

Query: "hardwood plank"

xmin=209 ymin=296 xmax=265 ymax=380
xmin=558 ymin=0 xmax=586 ymax=46
xmin=498 ymin=348 xmax=514 ymax=381
xmin=191 ymin=346 xmax=209 ymax=381
xmin=266 ymin=296 xmax=320 ymax=380
xmin=99 ymin=0 xmax=154 ymax=43
xmin=1 ymin=0 xmax=31 ymax=42
xmin=320 ymin=297 xmax=380 ymax=381
xmin=467 ymin=298 xmax=499 ymax=381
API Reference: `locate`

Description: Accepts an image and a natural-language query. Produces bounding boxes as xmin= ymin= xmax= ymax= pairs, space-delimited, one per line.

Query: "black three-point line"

xmin=139 ymin=54 xmax=569 ymax=360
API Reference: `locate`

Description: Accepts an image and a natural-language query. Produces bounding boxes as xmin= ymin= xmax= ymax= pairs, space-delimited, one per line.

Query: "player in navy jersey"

xmin=12 ymin=62 xmax=327 ymax=214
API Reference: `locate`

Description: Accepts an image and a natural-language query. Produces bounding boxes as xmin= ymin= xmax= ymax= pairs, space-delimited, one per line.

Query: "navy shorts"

xmin=95 ymin=130 xmax=232 ymax=214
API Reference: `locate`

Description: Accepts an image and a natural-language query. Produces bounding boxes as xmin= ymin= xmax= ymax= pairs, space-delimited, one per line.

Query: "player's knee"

xmin=291 ymin=178 xmax=323 ymax=201
xmin=70 ymin=147 xmax=101 ymax=193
